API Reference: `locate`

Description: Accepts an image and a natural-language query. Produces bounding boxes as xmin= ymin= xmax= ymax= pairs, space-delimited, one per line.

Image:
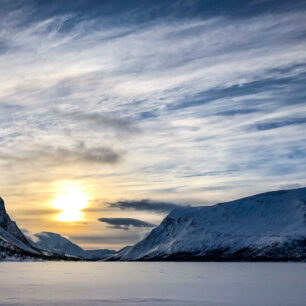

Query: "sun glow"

xmin=51 ymin=185 xmax=89 ymax=222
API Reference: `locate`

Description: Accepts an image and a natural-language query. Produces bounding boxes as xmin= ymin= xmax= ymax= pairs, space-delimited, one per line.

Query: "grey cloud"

xmin=0 ymin=142 xmax=121 ymax=166
xmin=213 ymin=108 xmax=259 ymax=117
xmin=98 ymin=217 xmax=156 ymax=230
xmin=55 ymin=109 xmax=140 ymax=134
xmin=55 ymin=142 xmax=121 ymax=164
xmin=249 ymin=117 xmax=306 ymax=131
xmin=108 ymin=199 xmax=185 ymax=214
xmin=182 ymin=170 xmax=238 ymax=177
xmin=0 ymin=103 xmax=25 ymax=111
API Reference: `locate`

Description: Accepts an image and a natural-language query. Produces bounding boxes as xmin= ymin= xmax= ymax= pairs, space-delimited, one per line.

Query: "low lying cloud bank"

xmin=98 ymin=217 xmax=156 ymax=231
xmin=108 ymin=199 xmax=186 ymax=214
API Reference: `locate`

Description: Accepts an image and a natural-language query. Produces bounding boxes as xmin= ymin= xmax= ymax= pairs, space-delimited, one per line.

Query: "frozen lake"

xmin=0 ymin=262 xmax=305 ymax=306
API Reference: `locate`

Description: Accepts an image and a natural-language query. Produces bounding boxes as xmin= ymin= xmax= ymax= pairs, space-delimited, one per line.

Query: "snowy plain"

xmin=0 ymin=262 xmax=305 ymax=306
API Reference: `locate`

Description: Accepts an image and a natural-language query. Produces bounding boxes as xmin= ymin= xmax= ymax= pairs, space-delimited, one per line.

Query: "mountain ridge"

xmin=1 ymin=188 xmax=305 ymax=261
xmin=108 ymin=187 xmax=306 ymax=261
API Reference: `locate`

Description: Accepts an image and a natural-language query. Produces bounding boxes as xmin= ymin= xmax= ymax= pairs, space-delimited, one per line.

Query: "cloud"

xmin=166 ymin=70 xmax=306 ymax=112
xmin=213 ymin=108 xmax=260 ymax=117
xmin=108 ymin=199 xmax=185 ymax=214
xmin=98 ymin=217 xmax=156 ymax=230
xmin=0 ymin=142 xmax=121 ymax=166
xmin=22 ymin=228 xmax=40 ymax=243
xmin=249 ymin=117 xmax=306 ymax=131
xmin=54 ymin=109 xmax=140 ymax=135
xmin=17 ymin=208 xmax=60 ymax=216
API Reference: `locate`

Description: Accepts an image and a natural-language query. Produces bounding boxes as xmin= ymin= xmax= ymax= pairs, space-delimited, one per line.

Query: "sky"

xmin=0 ymin=0 xmax=306 ymax=250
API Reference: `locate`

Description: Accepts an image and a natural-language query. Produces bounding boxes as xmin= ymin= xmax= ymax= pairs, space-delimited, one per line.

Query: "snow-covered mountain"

xmin=109 ymin=188 xmax=306 ymax=261
xmin=0 ymin=196 xmax=115 ymax=261
xmin=0 ymin=197 xmax=70 ymax=261
xmin=29 ymin=231 xmax=116 ymax=260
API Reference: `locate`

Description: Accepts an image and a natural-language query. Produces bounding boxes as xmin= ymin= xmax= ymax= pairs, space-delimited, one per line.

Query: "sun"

xmin=51 ymin=185 xmax=89 ymax=222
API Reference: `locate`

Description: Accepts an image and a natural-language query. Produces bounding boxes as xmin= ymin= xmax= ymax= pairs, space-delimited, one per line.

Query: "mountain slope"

xmin=0 ymin=197 xmax=31 ymax=247
xmin=29 ymin=231 xmax=116 ymax=260
xmin=0 ymin=197 xmax=76 ymax=261
xmin=110 ymin=188 xmax=306 ymax=261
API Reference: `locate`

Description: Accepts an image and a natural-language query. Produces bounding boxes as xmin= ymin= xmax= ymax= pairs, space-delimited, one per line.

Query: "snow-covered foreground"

xmin=0 ymin=262 xmax=305 ymax=306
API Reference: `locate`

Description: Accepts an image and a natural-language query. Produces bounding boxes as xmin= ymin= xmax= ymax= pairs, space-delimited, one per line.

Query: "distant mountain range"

xmin=28 ymin=232 xmax=116 ymax=260
xmin=1 ymin=188 xmax=305 ymax=261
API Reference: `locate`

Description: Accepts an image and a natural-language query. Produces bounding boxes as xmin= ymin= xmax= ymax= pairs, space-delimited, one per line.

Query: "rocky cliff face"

xmin=109 ymin=188 xmax=306 ymax=261
xmin=0 ymin=197 xmax=30 ymax=245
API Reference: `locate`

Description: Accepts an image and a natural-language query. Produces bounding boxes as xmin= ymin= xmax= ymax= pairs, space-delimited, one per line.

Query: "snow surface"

xmin=0 ymin=262 xmax=305 ymax=306
xmin=112 ymin=188 xmax=306 ymax=260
